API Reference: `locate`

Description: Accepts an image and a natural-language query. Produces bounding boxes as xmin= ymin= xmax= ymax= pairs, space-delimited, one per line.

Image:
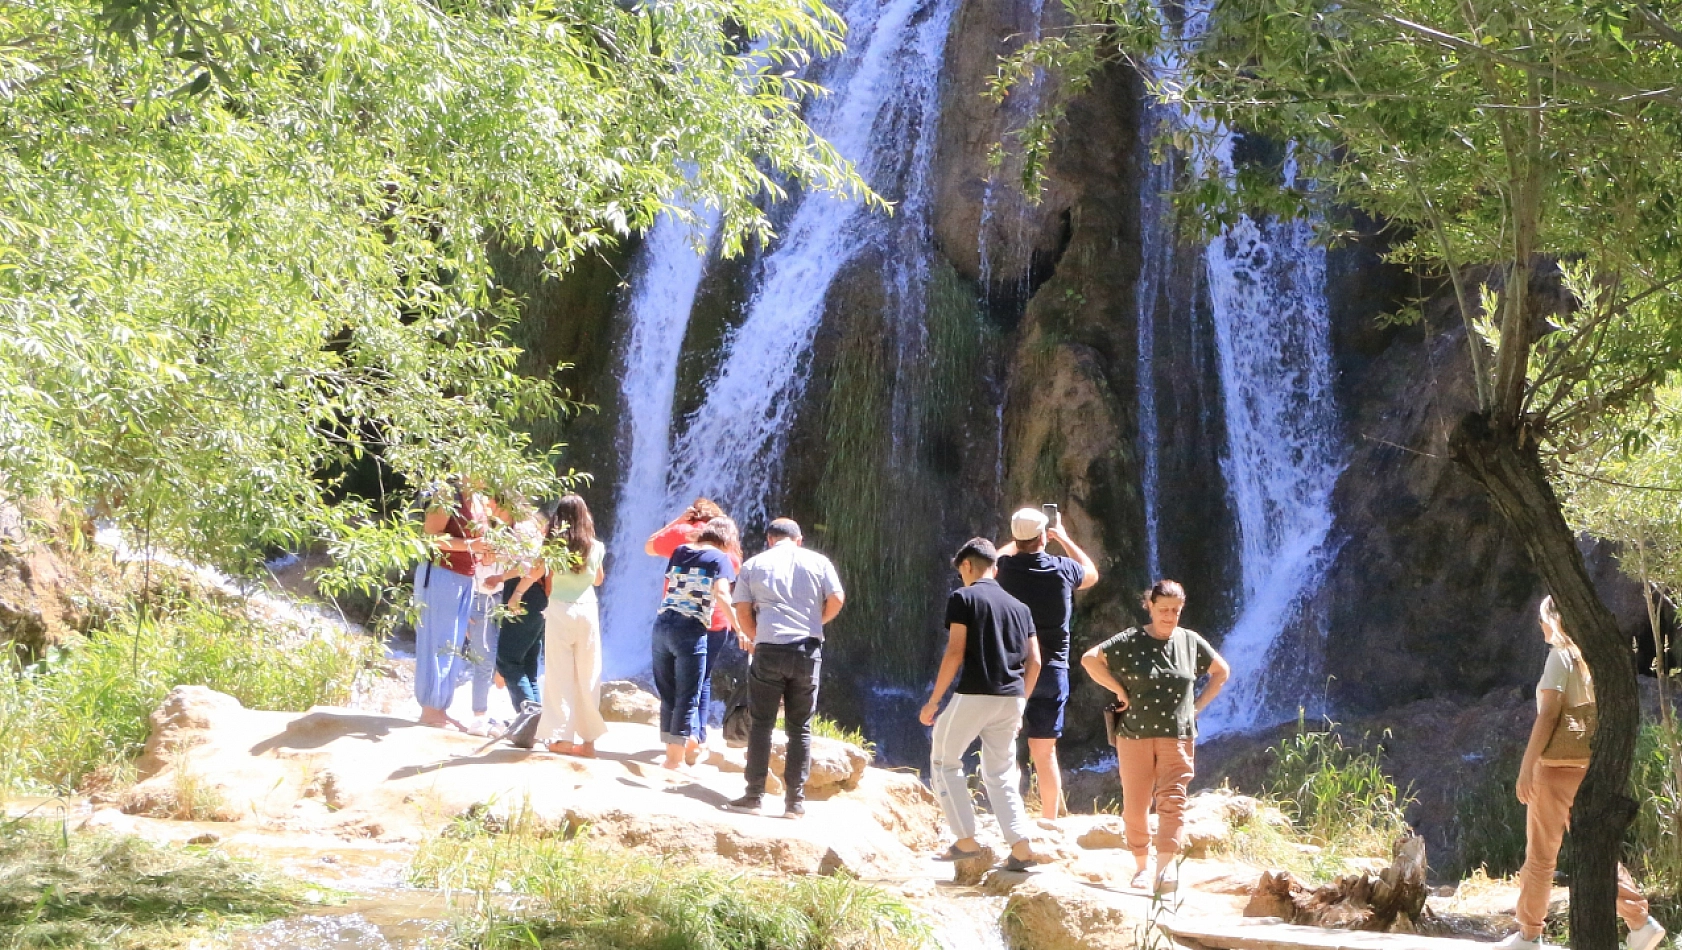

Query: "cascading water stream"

xmin=599 ymin=209 xmax=720 ymax=681
xmin=600 ymin=0 xmax=960 ymax=676
xmin=1136 ymin=3 xmax=1346 ymax=734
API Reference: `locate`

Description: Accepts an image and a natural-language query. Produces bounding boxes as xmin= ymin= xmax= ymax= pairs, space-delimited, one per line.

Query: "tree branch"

xmin=1339 ymin=0 xmax=1682 ymax=108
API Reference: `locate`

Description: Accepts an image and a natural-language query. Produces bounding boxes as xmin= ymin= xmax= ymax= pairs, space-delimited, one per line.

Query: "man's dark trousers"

xmin=743 ymin=639 xmax=821 ymax=804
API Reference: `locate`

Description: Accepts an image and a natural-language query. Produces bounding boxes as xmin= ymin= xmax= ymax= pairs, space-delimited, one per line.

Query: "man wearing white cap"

xmin=997 ymin=506 xmax=1098 ymax=820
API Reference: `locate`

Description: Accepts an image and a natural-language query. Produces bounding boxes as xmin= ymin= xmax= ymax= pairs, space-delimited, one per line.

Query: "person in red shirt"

xmin=646 ymin=500 xmax=740 ymax=763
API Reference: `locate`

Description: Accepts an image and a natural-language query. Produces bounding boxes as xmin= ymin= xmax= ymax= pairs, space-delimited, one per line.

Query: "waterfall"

xmin=1137 ymin=4 xmax=1345 ymax=734
xmin=599 ymin=210 xmax=720 ymax=681
xmin=1133 ymin=116 xmax=1175 ymax=582
xmin=1196 ymin=159 xmax=1344 ymax=735
xmin=599 ymin=0 xmax=959 ymax=677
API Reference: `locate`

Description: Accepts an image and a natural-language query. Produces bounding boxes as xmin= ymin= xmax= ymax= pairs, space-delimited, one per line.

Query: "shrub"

xmin=0 ymin=594 xmax=373 ymax=793
xmin=411 ymin=809 xmax=932 ymax=950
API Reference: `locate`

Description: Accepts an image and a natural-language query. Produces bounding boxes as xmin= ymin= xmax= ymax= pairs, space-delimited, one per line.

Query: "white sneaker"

xmin=1629 ymin=918 xmax=1666 ymax=950
xmin=1495 ymin=932 xmax=1543 ymax=950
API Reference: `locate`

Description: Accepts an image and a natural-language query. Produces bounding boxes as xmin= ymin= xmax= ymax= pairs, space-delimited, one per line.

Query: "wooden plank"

xmin=1161 ymin=917 xmax=1494 ymax=950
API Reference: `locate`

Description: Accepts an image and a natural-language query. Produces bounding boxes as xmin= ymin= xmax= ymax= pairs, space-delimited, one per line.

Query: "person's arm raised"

xmin=1048 ymin=526 xmax=1099 ymax=591
xmin=919 ymin=624 xmax=968 ymax=726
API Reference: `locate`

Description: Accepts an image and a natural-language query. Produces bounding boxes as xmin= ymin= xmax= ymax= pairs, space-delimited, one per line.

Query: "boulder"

xmin=599 ymin=680 xmax=659 ymax=725
xmin=1003 ymin=873 xmax=1153 ymax=950
xmin=1075 ymin=817 xmax=1129 ymax=850
xmin=704 ymin=734 xmax=872 ymax=800
xmin=1181 ymin=788 xmax=1273 ymax=858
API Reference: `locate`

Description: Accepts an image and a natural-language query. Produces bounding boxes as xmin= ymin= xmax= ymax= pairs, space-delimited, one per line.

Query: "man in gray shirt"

xmin=727 ymin=518 xmax=845 ymax=818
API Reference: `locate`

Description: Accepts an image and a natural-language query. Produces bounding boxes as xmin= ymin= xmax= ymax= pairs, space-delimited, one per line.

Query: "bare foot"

xmin=419 ymin=709 xmax=467 ymax=732
xmin=574 ymin=742 xmax=597 ymax=759
xmin=660 ymin=756 xmax=687 ymax=771
xmin=684 ymin=738 xmax=701 ymax=767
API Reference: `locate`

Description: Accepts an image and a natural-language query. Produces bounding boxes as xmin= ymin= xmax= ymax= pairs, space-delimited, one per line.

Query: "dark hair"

xmin=1017 ymin=533 xmax=1046 ymax=553
xmin=547 ymin=495 xmax=596 ymax=574
xmin=952 ymin=537 xmax=999 ymax=571
xmin=767 ymin=518 xmax=802 ymax=542
xmin=697 ymin=515 xmax=742 ymax=558
xmin=686 ymin=497 xmax=725 ymax=523
xmin=1143 ymin=579 xmax=1187 ymax=605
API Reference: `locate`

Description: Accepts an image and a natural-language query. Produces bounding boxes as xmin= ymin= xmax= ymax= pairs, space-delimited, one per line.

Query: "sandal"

xmin=547 ymin=740 xmax=576 ymax=755
xmin=574 ymin=742 xmax=597 ymax=759
xmin=934 ymin=843 xmax=985 ymax=862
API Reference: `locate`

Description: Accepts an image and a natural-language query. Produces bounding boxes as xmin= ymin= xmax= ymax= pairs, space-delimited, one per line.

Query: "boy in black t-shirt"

xmin=918 ymin=538 xmax=1042 ymax=872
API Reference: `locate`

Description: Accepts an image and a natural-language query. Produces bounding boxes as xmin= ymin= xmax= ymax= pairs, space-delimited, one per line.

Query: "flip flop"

xmin=999 ymin=853 xmax=1037 ymax=873
xmin=934 ymin=843 xmax=985 ymax=862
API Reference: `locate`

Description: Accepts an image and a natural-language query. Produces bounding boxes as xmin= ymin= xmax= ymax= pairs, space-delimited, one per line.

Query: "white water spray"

xmin=599 ymin=210 xmax=720 ymax=680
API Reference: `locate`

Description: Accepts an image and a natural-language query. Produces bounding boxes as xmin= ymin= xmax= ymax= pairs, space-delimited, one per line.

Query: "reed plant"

xmin=0 ymin=594 xmax=373 ymax=793
xmin=0 ymin=817 xmax=310 ymax=948
xmin=1212 ymin=714 xmax=1414 ymax=883
xmin=411 ymin=808 xmax=933 ymax=950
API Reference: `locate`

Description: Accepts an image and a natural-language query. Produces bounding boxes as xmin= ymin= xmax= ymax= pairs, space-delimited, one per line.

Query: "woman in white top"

xmin=537 ymin=494 xmax=608 ymax=758
xmin=1499 ymin=595 xmax=1663 ymax=950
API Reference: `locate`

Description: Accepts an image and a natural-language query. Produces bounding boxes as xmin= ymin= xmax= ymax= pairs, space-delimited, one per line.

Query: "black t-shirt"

xmin=995 ymin=551 xmax=1085 ymax=668
xmin=943 ymin=578 xmax=1035 ymax=697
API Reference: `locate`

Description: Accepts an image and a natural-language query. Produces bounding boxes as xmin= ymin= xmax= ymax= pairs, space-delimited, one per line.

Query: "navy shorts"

xmin=1023 ymin=665 xmax=1070 ymax=739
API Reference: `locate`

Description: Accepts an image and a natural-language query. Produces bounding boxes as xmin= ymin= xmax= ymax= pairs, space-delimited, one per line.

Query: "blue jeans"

xmin=694 ymin=628 xmax=728 ymax=743
xmin=651 ymin=612 xmax=708 ymax=746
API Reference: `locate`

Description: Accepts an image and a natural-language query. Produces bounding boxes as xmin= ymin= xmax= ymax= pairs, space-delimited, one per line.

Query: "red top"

xmin=437 ymin=492 xmax=484 ymax=577
xmin=653 ymin=521 xmax=737 ymax=631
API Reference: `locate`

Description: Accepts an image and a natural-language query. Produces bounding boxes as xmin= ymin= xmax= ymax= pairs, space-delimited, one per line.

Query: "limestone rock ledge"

xmin=118 ymin=686 xmax=940 ymax=878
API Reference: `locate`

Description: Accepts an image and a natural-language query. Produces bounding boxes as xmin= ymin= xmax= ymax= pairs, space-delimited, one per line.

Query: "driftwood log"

xmin=1244 ymin=833 xmax=1429 ymax=933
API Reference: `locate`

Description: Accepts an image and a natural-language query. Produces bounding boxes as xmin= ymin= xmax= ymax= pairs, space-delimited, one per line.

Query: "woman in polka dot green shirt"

xmin=1081 ymin=579 xmax=1229 ymax=894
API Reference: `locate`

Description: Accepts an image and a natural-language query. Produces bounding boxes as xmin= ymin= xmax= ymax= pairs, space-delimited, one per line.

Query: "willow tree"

xmin=998 ymin=0 xmax=1682 ymax=944
xmin=0 ymin=0 xmax=865 ymax=590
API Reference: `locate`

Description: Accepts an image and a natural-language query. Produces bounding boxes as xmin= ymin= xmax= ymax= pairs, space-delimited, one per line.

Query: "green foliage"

xmin=997 ymin=0 xmax=1682 ymax=440
xmin=410 ymin=808 xmax=932 ymax=949
xmin=1 ymin=0 xmax=870 ymax=594
xmin=0 ymin=594 xmax=373 ymax=793
xmin=1629 ymin=720 xmax=1682 ymax=932
xmin=0 ymin=818 xmax=312 ymax=948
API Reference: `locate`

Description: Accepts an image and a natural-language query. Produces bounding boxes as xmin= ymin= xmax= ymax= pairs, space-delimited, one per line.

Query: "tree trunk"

xmin=1451 ymin=411 xmax=1639 ymax=950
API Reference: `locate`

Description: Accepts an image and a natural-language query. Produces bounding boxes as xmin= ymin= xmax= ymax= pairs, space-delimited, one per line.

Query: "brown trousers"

xmin=1515 ymin=762 xmax=1649 ymax=936
xmin=1115 ymin=736 xmax=1195 ymax=859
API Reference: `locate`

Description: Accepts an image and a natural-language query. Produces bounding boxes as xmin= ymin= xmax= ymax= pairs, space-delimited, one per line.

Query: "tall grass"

xmin=1213 ymin=715 xmax=1414 ymax=883
xmin=411 ymin=809 xmax=933 ymax=950
xmin=0 ymin=817 xmax=310 ymax=948
xmin=0 ymin=594 xmax=373 ymax=793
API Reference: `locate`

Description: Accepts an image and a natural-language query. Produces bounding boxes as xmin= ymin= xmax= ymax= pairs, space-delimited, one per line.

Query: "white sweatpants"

xmin=929 ymin=693 xmax=1030 ymax=845
xmin=538 ymin=592 xmax=608 ymax=744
